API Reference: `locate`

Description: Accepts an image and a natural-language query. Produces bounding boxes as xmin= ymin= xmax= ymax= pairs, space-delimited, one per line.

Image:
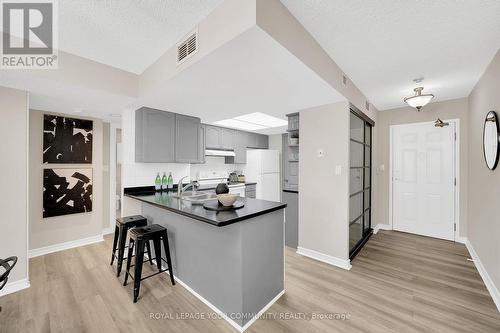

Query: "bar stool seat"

xmin=110 ymin=215 xmax=153 ymax=277
xmin=123 ymin=224 xmax=175 ymax=303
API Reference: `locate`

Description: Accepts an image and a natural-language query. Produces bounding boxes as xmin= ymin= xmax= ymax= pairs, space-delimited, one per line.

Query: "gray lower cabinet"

xmin=136 ymin=107 xmax=175 ymax=162
xmin=175 ymin=114 xmax=201 ymax=163
xmin=245 ymin=184 xmax=256 ymax=198
xmin=283 ymin=191 xmax=298 ymax=248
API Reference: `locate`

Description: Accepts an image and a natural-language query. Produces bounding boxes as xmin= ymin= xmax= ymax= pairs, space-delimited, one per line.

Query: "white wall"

xmin=298 ymin=101 xmax=350 ymax=264
xmin=0 ymin=86 xmax=29 ymax=292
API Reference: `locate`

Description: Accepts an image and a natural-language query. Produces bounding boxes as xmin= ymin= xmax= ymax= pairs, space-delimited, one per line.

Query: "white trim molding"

xmin=28 ymin=235 xmax=104 ymax=258
xmin=0 ymin=278 xmax=30 ymax=297
xmin=175 ymin=275 xmax=284 ymax=332
xmin=464 ymin=238 xmax=500 ymax=312
xmin=296 ymin=247 xmax=352 ymax=270
xmin=373 ymin=224 xmax=392 ymax=234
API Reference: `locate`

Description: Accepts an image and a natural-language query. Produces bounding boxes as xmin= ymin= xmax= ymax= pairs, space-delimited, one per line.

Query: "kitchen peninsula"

xmin=123 ymin=187 xmax=286 ymax=331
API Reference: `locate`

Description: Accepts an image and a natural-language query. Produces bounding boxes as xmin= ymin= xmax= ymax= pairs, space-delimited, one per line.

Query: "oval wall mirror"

xmin=483 ymin=110 xmax=500 ymax=170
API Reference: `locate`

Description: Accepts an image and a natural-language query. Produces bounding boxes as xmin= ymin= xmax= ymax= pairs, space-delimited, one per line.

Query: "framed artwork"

xmin=43 ymin=168 xmax=93 ymax=218
xmin=43 ymin=115 xmax=93 ymax=163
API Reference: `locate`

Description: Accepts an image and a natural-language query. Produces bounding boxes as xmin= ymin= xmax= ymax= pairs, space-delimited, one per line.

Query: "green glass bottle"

xmin=167 ymin=172 xmax=173 ymax=192
xmin=155 ymin=173 xmax=161 ymax=192
xmin=161 ymin=172 xmax=168 ymax=192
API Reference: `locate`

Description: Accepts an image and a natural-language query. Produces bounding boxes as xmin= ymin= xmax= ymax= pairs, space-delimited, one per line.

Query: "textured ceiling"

xmin=59 ymin=0 xmax=223 ymax=74
xmin=281 ymin=0 xmax=500 ymax=110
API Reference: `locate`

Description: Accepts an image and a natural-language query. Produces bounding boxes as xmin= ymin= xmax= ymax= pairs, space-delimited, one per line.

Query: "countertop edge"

xmin=124 ymin=194 xmax=286 ymax=227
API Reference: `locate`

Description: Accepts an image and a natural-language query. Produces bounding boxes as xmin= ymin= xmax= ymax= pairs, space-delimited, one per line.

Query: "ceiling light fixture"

xmin=213 ymin=113 xmax=287 ymax=131
xmin=403 ymin=78 xmax=434 ymax=111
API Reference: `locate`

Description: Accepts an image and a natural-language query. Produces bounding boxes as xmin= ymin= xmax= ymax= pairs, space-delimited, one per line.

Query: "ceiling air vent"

xmin=177 ymin=31 xmax=198 ymax=64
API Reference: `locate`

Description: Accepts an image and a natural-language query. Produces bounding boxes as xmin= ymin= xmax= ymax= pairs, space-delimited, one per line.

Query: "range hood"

xmin=205 ymin=149 xmax=235 ymax=157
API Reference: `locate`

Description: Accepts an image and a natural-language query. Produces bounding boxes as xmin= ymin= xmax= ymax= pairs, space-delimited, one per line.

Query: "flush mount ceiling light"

xmin=214 ymin=112 xmax=287 ymax=131
xmin=403 ymin=79 xmax=435 ymax=111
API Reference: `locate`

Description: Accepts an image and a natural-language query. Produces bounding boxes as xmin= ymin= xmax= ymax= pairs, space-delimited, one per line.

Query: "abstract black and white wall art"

xmin=43 ymin=115 xmax=93 ymax=163
xmin=43 ymin=168 xmax=93 ymax=218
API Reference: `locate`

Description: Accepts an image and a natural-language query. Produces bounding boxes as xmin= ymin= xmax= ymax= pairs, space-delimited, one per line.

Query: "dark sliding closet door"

xmin=349 ymin=110 xmax=373 ymax=258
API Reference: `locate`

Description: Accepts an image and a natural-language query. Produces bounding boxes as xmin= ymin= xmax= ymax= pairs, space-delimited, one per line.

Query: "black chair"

xmin=110 ymin=215 xmax=153 ymax=277
xmin=0 ymin=256 xmax=18 ymax=313
xmin=123 ymin=224 xmax=175 ymax=303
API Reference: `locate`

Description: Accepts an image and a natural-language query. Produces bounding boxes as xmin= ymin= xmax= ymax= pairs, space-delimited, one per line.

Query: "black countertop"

xmin=124 ymin=188 xmax=286 ymax=227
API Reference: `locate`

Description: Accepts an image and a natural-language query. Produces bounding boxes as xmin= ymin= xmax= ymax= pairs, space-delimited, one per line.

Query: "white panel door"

xmin=392 ymin=122 xmax=455 ymax=240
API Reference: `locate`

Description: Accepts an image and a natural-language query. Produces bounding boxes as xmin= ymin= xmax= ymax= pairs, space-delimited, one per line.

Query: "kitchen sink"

xmin=172 ymin=191 xmax=218 ymax=204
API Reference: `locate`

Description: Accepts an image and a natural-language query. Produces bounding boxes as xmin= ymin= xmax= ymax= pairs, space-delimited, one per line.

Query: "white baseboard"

xmin=102 ymin=227 xmax=114 ymax=235
xmin=28 ymin=235 xmax=104 ymax=258
xmin=373 ymin=224 xmax=392 ymax=234
xmin=0 ymin=278 xmax=30 ymax=297
xmin=296 ymin=247 xmax=351 ymax=270
xmin=455 ymin=236 xmax=467 ymax=244
xmin=464 ymin=238 xmax=500 ymax=312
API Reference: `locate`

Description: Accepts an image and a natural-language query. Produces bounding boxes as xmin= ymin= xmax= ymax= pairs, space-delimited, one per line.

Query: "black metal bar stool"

xmin=0 ymin=256 xmax=17 ymax=313
xmin=110 ymin=215 xmax=153 ymax=277
xmin=123 ymin=224 xmax=175 ymax=303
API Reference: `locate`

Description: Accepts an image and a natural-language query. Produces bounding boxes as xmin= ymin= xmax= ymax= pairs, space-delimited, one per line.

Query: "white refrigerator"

xmin=244 ymin=150 xmax=281 ymax=202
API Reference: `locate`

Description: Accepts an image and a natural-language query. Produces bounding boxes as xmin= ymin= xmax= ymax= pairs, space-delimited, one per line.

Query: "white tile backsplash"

xmin=191 ymin=156 xmax=242 ymax=180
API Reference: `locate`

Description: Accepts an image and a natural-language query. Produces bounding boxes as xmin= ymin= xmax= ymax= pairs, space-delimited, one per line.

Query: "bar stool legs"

xmin=110 ymin=225 xmax=119 ymax=266
xmin=123 ymin=225 xmax=175 ymax=303
xmin=161 ymin=230 xmax=176 ymax=286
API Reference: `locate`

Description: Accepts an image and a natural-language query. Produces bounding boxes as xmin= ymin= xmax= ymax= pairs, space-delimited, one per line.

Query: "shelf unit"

xmin=283 ymin=113 xmax=299 ymax=191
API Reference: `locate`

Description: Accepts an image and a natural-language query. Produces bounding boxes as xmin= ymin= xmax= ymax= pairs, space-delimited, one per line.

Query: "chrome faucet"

xmin=177 ymin=176 xmax=199 ymax=197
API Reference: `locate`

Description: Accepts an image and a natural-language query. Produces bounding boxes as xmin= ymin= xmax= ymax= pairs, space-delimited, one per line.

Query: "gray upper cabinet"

xmin=198 ymin=124 xmax=206 ymax=164
xmin=135 ymin=107 xmax=175 ymax=162
xmin=221 ymin=128 xmax=234 ymax=150
xmin=257 ymin=134 xmax=269 ymax=149
xmin=226 ymin=130 xmax=247 ymax=164
xmin=246 ymin=132 xmax=257 ymax=148
xmin=175 ymin=114 xmax=201 ymax=163
xmin=246 ymin=132 xmax=268 ymax=149
xmin=205 ymin=125 xmax=222 ymax=149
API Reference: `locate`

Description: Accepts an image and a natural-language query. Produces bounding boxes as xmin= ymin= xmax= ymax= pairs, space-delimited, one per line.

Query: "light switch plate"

xmin=335 ymin=165 xmax=342 ymax=175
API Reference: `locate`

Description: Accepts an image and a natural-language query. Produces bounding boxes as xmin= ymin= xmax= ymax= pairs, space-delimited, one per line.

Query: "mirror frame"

xmin=483 ymin=110 xmax=500 ymax=170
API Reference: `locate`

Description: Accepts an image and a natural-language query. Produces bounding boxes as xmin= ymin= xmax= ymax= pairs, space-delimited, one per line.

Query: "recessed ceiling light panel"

xmin=214 ymin=113 xmax=287 ymax=131
xmin=234 ymin=112 xmax=288 ymax=127
xmin=213 ymin=119 xmax=267 ymax=131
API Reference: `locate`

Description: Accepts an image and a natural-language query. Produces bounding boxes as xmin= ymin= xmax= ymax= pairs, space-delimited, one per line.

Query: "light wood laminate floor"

xmin=1 ymin=230 xmax=499 ymax=332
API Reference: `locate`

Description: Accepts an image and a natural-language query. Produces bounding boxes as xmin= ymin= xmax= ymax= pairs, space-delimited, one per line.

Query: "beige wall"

xmin=0 ymin=86 xmax=28 ymax=286
xmin=467 ymin=51 xmax=500 ymax=291
xmin=29 ymin=110 xmax=104 ymax=250
xmin=373 ymin=98 xmax=469 ymax=237
xmin=299 ymin=101 xmax=350 ymax=261
xmin=102 ymin=123 xmax=111 ymax=230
